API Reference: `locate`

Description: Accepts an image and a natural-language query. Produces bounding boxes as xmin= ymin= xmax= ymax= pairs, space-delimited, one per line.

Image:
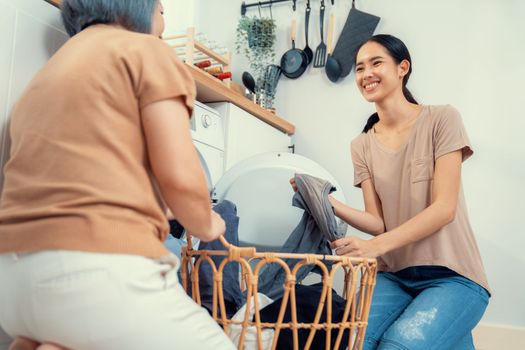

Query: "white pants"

xmin=0 ymin=251 xmax=235 ymax=350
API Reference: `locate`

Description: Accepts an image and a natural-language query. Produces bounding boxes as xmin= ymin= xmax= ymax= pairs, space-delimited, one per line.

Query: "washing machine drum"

xmin=212 ymin=152 xmax=346 ymax=250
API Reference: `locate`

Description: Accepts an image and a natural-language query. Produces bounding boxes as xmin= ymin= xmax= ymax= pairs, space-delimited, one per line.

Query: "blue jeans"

xmin=363 ymin=266 xmax=489 ymax=350
xmin=164 ymin=235 xmax=185 ymax=259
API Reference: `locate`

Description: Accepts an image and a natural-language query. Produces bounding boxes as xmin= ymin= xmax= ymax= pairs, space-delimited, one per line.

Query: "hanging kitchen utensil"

xmin=280 ymin=16 xmax=308 ymax=79
xmin=325 ymin=2 xmax=340 ymax=82
xmin=242 ymin=71 xmax=256 ymax=94
xmin=264 ymin=64 xmax=282 ymax=95
xmin=313 ymin=0 xmax=327 ymax=67
xmin=303 ymin=0 xmax=313 ymax=66
xmin=330 ymin=0 xmax=380 ymax=80
xmin=259 ymin=64 xmax=282 ymax=109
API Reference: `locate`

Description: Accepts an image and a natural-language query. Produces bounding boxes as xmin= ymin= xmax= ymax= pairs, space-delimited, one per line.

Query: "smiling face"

xmin=151 ymin=1 xmax=165 ymax=38
xmin=355 ymin=41 xmax=410 ymax=103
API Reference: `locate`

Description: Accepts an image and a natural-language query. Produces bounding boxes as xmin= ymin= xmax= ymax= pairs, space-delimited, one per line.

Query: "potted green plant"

xmin=236 ymin=16 xmax=277 ymax=106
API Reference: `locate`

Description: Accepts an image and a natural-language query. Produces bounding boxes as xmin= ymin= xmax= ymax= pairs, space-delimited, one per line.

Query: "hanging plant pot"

xmin=236 ymin=16 xmax=276 ymax=85
xmin=247 ymin=20 xmax=273 ymax=49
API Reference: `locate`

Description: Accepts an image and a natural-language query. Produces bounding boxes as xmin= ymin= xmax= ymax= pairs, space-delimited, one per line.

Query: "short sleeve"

xmin=433 ymin=105 xmax=473 ymax=162
xmin=351 ymin=136 xmax=371 ymax=188
xmin=131 ymin=37 xmax=196 ymax=116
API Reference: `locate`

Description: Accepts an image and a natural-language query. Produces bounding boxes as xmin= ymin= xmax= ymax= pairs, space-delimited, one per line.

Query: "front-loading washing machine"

xmin=164 ymin=101 xmax=225 ymax=254
xmin=191 ymin=101 xmax=225 ymax=193
xmin=211 ymin=152 xmax=346 ymax=250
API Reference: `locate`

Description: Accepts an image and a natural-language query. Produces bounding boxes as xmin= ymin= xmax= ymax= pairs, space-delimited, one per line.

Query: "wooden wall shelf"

xmin=42 ymin=0 xmax=294 ymax=135
xmin=189 ymin=65 xmax=295 ymax=135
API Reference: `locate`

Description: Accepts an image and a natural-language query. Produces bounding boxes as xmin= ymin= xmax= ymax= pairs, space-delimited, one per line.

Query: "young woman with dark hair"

xmin=359 ymin=35 xmax=419 ymax=134
xmin=292 ymin=34 xmax=490 ymax=349
xmin=0 ymin=1 xmax=234 ymax=349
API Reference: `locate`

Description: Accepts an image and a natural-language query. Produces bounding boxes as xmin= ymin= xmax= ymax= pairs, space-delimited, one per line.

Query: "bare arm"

xmin=331 ymin=150 xmax=462 ymax=257
xmin=142 ymin=98 xmax=224 ymax=242
xmin=329 ymin=178 xmax=385 ymax=235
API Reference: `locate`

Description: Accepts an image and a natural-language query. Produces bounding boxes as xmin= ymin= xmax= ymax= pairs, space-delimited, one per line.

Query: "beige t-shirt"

xmin=0 ymin=25 xmax=196 ymax=258
xmin=351 ymin=105 xmax=489 ymax=292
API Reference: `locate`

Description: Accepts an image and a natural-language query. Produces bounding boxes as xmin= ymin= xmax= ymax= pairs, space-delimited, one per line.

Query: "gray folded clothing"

xmin=257 ymin=173 xmax=347 ymax=300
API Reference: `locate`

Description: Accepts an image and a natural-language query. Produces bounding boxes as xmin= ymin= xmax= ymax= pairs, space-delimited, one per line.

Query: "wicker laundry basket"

xmin=180 ymin=235 xmax=377 ymax=350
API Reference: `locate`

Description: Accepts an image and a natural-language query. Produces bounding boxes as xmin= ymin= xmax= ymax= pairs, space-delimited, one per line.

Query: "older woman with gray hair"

xmin=0 ymin=0 xmax=234 ymax=349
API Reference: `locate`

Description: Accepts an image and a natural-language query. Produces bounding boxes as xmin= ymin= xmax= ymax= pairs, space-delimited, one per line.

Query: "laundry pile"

xmin=166 ymin=174 xmax=350 ymax=350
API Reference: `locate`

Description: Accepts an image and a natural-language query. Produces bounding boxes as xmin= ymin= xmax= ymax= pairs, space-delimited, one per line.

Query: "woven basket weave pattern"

xmin=181 ymin=236 xmax=377 ymax=350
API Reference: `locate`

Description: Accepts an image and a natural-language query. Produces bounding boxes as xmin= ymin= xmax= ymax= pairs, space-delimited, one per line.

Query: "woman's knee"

xmin=37 ymin=345 xmax=68 ymax=350
xmin=9 ymin=337 xmax=39 ymax=350
xmin=9 ymin=337 xmax=67 ymax=350
xmin=364 ymin=274 xmax=413 ymax=343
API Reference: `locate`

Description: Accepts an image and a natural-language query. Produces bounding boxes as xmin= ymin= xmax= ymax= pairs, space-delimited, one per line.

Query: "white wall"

xmin=195 ymin=0 xmax=525 ymax=328
xmin=0 ymin=0 xmax=67 ymax=192
xmin=162 ymin=0 xmax=198 ymax=36
xmin=0 ymin=1 xmax=66 ymax=347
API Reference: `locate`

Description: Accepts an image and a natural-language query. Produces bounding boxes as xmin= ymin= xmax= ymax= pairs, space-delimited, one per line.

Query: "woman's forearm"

xmin=329 ymin=196 xmax=385 ymax=235
xmin=374 ymin=201 xmax=455 ymax=255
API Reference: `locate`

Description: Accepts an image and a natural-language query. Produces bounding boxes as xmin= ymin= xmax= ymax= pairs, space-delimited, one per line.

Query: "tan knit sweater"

xmin=0 ymin=25 xmax=196 ymax=258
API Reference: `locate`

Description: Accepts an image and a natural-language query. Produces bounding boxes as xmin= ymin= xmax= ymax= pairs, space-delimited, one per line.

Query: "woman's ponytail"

xmin=403 ymin=86 xmax=417 ymax=104
xmin=362 ymin=113 xmax=379 ymax=133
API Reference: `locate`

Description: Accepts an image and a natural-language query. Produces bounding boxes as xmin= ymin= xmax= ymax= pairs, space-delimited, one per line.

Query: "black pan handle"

xmin=320 ymin=0 xmax=325 ymax=41
xmin=305 ymin=0 xmax=311 ymax=45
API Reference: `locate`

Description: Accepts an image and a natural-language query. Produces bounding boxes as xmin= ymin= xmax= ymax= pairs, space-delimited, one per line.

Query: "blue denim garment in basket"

xmin=164 ymin=200 xmax=244 ymax=318
xmin=198 ymin=200 xmax=244 ymax=317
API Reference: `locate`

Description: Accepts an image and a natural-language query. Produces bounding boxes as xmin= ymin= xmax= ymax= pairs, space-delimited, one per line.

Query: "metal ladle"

xmin=303 ymin=0 xmax=313 ymax=65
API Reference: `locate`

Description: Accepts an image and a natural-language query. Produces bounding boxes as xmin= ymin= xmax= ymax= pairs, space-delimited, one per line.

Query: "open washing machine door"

xmin=194 ymin=141 xmax=223 ymax=195
xmin=212 ymin=152 xmax=346 ymax=249
xmin=169 ymin=141 xmax=223 ymax=250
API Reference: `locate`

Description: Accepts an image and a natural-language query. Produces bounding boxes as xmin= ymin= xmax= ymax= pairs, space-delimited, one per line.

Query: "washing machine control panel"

xmin=190 ymin=101 xmax=224 ymax=150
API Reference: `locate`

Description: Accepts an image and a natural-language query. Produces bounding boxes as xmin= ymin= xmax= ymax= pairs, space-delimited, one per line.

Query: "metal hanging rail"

xmin=240 ymin=0 xmax=334 ymax=16
xmin=241 ymin=0 xmax=294 ymax=16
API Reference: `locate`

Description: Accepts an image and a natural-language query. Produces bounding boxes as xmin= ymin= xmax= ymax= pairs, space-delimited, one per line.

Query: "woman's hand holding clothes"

xmin=330 ymin=236 xmax=383 ymax=258
xmin=207 ymin=211 xmax=226 ymax=241
xmin=289 ymin=177 xmax=298 ymax=192
xmin=183 ymin=211 xmax=226 ymax=243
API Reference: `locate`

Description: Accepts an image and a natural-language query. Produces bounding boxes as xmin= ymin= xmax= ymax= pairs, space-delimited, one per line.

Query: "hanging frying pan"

xmin=280 ymin=17 xmax=308 ymax=79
